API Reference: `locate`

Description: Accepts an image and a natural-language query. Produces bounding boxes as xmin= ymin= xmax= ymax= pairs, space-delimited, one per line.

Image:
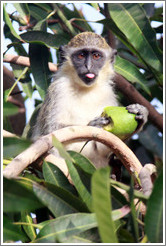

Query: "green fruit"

xmin=102 ymin=106 xmax=138 ymax=139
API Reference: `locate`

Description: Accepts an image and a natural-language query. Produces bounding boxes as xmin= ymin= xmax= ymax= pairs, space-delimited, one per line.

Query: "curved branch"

xmin=3 ymin=126 xmax=142 ymax=178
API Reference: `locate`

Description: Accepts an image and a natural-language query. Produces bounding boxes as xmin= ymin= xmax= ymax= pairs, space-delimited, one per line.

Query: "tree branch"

xmin=3 ymin=126 xmax=143 ymax=178
xmin=3 ymin=54 xmax=163 ymax=132
xmin=114 ymin=73 xmax=163 ymax=132
xmin=3 ymin=54 xmax=57 ymax=72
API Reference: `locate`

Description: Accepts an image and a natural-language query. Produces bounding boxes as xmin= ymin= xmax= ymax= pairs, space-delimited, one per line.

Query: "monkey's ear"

xmin=58 ymin=45 xmax=67 ymax=66
xmin=110 ymin=49 xmax=117 ymax=64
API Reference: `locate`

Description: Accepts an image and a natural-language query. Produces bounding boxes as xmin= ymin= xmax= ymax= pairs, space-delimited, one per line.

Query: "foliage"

xmin=3 ymin=3 xmax=163 ymax=243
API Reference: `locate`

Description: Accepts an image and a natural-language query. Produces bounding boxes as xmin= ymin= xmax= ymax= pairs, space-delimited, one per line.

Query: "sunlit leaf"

xmin=114 ymin=56 xmax=151 ymax=94
xmin=92 ymin=167 xmax=118 ymax=243
xmin=66 ymin=160 xmax=92 ymax=211
xmin=32 ymin=213 xmax=97 ymax=243
xmin=21 ymin=211 xmax=36 ymax=241
xmin=3 ymin=4 xmax=22 ymax=41
xmin=13 ymin=3 xmax=30 ymax=23
xmin=108 ymin=3 xmax=162 ymax=73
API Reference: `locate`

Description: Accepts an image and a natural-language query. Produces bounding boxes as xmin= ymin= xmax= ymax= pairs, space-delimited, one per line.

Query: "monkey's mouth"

xmin=80 ymin=73 xmax=97 ymax=85
xmin=85 ymin=73 xmax=95 ymax=79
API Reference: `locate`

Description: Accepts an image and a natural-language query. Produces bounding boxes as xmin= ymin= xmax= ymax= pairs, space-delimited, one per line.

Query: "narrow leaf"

xmin=92 ymin=167 xmax=118 ymax=243
xmin=33 ymin=183 xmax=77 ymax=217
xmin=29 ymin=43 xmax=51 ymax=99
xmin=3 ymin=215 xmax=28 ymax=242
xmin=3 ymin=101 xmax=19 ymax=117
xmin=43 ymin=161 xmax=76 ymax=194
xmin=3 ymin=177 xmax=43 ymax=212
xmin=20 ymin=31 xmax=65 ymax=48
xmin=128 ymin=177 xmax=139 ymax=242
xmin=145 ymin=171 xmax=163 ymax=243
xmin=114 ymin=56 xmax=151 ymax=94
xmin=66 ymin=160 xmax=92 ymax=211
xmin=52 ymin=135 xmax=73 ymax=163
xmin=68 ymin=150 xmax=96 ymax=175
xmin=32 ymin=213 xmax=97 ymax=243
xmin=21 ymin=211 xmax=36 ymax=241
xmin=46 ymin=183 xmax=89 ymax=212
xmin=3 ymin=4 xmax=22 ymax=41
xmin=3 ymin=137 xmax=31 ymax=158
xmin=108 ymin=3 xmax=162 ymax=72
xmin=13 ymin=3 xmax=30 ymax=23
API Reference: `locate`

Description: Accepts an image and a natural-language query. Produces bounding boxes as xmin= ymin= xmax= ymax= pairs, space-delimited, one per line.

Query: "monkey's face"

xmin=71 ymin=48 xmax=106 ymax=86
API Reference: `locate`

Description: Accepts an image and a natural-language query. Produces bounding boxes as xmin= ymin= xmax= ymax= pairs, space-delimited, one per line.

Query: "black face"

xmin=71 ymin=48 xmax=106 ymax=85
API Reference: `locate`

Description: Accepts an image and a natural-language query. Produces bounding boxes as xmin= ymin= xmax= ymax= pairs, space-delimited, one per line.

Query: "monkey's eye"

xmin=92 ymin=52 xmax=101 ymax=60
xmin=77 ymin=52 xmax=85 ymax=59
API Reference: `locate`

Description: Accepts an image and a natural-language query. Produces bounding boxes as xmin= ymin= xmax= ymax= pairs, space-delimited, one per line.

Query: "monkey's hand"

xmin=126 ymin=104 xmax=149 ymax=131
xmin=88 ymin=117 xmax=111 ymax=128
xmin=88 ymin=105 xmax=148 ymax=140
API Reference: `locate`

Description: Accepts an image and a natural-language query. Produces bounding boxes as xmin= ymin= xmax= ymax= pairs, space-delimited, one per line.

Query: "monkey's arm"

xmin=88 ymin=104 xmax=149 ymax=140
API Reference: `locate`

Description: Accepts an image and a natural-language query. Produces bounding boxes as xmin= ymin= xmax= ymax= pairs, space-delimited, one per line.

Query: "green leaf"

xmin=35 ymin=208 xmax=127 ymax=243
xmin=52 ymin=135 xmax=73 ymax=163
xmin=114 ymin=56 xmax=151 ymax=94
xmin=28 ymin=3 xmax=51 ymax=21
xmin=92 ymin=167 xmax=118 ymax=243
xmin=3 ymin=101 xmax=19 ymax=117
xmin=13 ymin=3 xmax=30 ymax=23
xmin=21 ymin=82 xmax=33 ymax=98
xmin=43 ymin=161 xmax=76 ymax=194
xmin=46 ymin=182 xmax=89 ymax=212
xmin=51 ymin=138 xmax=92 ymax=211
xmin=108 ymin=3 xmax=162 ymax=73
xmin=20 ymin=30 xmax=66 ymax=48
xmin=68 ymin=150 xmax=96 ymax=175
xmin=99 ymin=18 xmax=137 ymax=55
xmin=110 ymin=179 xmax=148 ymax=202
xmin=32 ymin=213 xmax=97 ymax=243
xmin=29 ymin=43 xmax=51 ymax=99
xmin=128 ymin=177 xmax=139 ymax=242
xmin=150 ymin=7 xmax=163 ymax=22
xmin=21 ymin=211 xmax=36 ymax=241
xmin=3 ymin=215 xmax=28 ymax=242
xmin=66 ymin=160 xmax=92 ymax=211
xmin=3 ymin=4 xmax=22 ymax=41
xmin=3 ymin=177 xmax=43 ymax=212
xmin=33 ymin=183 xmax=77 ymax=217
xmin=3 ymin=137 xmax=31 ymax=158
xmin=145 ymin=171 xmax=163 ymax=243
xmin=89 ymin=3 xmax=99 ymax=10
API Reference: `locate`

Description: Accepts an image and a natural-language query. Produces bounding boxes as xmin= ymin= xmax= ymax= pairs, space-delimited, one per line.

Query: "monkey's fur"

xmin=32 ymin=32 xmax=148 ymax=168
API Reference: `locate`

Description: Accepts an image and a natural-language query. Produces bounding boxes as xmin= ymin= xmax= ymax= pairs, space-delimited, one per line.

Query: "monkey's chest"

xmin=56 ymin=93 xmax=113 ymax=126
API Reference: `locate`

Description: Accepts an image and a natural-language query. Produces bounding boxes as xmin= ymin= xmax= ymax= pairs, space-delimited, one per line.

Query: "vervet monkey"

xmin=32 ymin=32 xmax=148 ymax=168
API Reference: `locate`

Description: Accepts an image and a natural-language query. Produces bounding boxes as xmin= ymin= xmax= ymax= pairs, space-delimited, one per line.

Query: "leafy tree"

xmin=3 ymin=3 xmax=163 ymax=243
